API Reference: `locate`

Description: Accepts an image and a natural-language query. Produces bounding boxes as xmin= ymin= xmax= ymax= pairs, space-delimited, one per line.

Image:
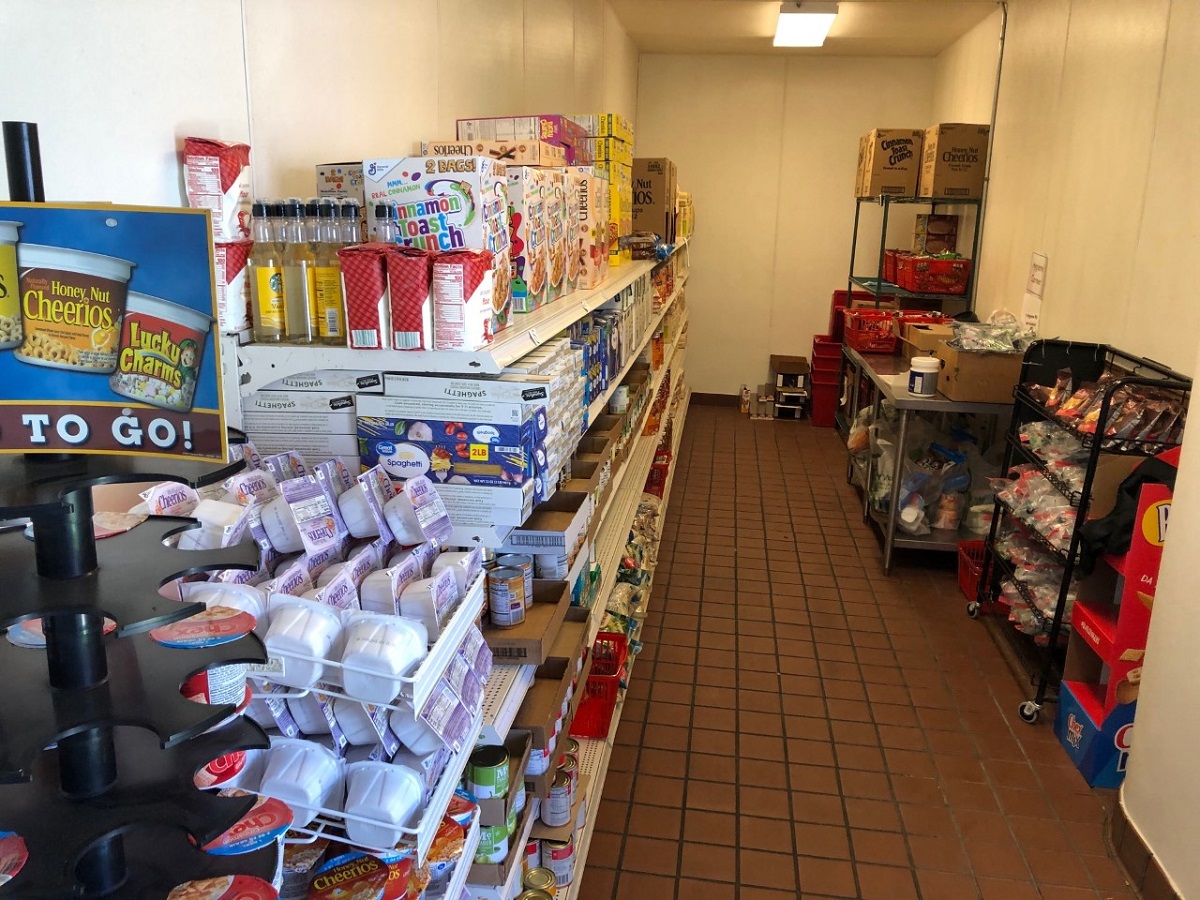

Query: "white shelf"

xmin=479 ymin=663 xmax=536 ymax=745
xmin=232 ymin=243 xmax=690 ymax=391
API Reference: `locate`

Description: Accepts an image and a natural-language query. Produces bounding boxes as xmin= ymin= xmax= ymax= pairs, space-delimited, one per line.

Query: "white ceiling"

xmin=611 ymin=0 xmax=1000 ymax=57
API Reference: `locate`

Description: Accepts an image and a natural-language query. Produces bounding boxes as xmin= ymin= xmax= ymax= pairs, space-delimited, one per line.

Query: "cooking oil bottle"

xmin=248 ymin=199 xmax=286 ymax=342
xmin=340 ymin=199 xmax=362 ymax=244
xmin=313 ymin=198 xmax=346 ymax=345
xmin=281 ymin=198 xmax=317 ymax=343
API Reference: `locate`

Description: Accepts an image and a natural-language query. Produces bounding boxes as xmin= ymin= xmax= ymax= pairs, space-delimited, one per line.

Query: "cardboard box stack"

xmin=855 ymin=128 xmax=923 ymax=198
xmin=503 ymin=338 xmax=587 ymax=494
xmin=570 ymin=114 xmax=635 ymax=267
xmin=770 ymin=354 xmax=810 ymax=420
xmin=456 ymin=115 xmax=592 ymax=164
xmin=919 ymin=124 xmax=990 ymax=199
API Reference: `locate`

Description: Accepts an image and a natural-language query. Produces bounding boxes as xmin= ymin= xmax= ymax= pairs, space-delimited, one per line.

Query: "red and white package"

xmin=339 ymin=244 xmax=390 ymax=349
xmin=193 ymin=750 xmax=248 ymax=789
xmin=215 ymin=240 xmax=254 ymax=333
xmin=168 ymin=876 xmax=278 ymax=900
xmin=433 ymin=249 xmax=494 ymax=351
xmin=386 ymin=246 xmax=433 ymax=350
xmin=183 ymin=137 xmax=252 ymax=242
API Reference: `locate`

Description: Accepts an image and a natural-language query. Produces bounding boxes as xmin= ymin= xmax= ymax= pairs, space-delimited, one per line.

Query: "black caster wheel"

xmin=1018 ymin=700 xmax=1041 ymax=724
xmin=966 ymin=601 xmax=980 ymax=619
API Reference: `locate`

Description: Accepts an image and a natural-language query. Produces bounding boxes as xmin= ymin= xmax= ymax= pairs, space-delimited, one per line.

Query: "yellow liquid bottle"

xmin=281 ymin=198 xmax=317 ymax=344
xmin=313 ymin=199 xmax=346 ymax=345
xmin=248 ymin=200 xmax=286 ymax=342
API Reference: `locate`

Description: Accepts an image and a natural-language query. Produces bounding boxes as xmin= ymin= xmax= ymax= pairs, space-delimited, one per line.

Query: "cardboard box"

xmin=360 ymin=391 xmax=532 ymax=427
xmin=248 ymin=432 xmax=360 ymax=461
xmin=382 ymin=373 xmax=552 ymax=405
xmin=857 ymin=128 xmax=923 ymax=198
xmin=455 ymin=115 xmax=590 ymax=163
xmin=484 ymin=580 xmax=571 ymax=664
xmin=498 ymin=492 xmax=593 ymax=555
xmin=631 ymin=157 xmax=676 ymax=240
xmin=1054 ymin=680 xmax=1134 ymax=789
xmin=476 ymin=730 xmax=533 ymax=827
xmin=261 ymin=370 xmax=383 ymax=393
xmin=570 ymin=113 xmax=634 ymax=143
xmin=919 ymin=124 xmax=990 ymax=199
xmin=900 ymin=323 xmax=955 ymax=356
xmin=586 ymin=137 xmax=633 ymax=167
xmin=241 ymin=390 xmax=356 ymax=435
xmin=435 ymin=480 xmax=535 ymax=527
xmin=913 ymin=214 xmax=959 ymax=254
xmin=468 ymin=803 xmax=534 ymax=885
xmin=542 ymin=168 xmax=569 ymax=303
xmin=563 ymin=457 xmax=611 ymax=511
xmin=569 ymin=166 xmax=610 ymax=290
xmin=935 ymin=344 xmax=1023 ymax=403
xmin=506 ymin=167 xmax=549 ymax=314
xmin=513 ymin=656 xmax=580 ymax=749
xmin=530 ymin=773 xmax=591 ymax=841
xmin=770 ymin=354 xmax=810 ymax=390
xmin=420 ymin=139 xmax=566 ymax=167
xmin=315 ymin=161 xmax=365 ymax=206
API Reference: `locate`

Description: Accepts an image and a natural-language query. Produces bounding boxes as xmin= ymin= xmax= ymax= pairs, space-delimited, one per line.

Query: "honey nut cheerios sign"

xmin=0 ymin=202 xmax=226 ymax=461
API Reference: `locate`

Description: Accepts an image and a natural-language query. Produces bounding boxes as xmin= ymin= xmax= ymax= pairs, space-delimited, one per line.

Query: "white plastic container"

xmin=430 ymin=552 xmax=472 ymax=596
xmin=343 ymin=760 xmax=423 ymax=848
xmin=187 ymin=582 xmax=268 ymax=637
xmin=398 ymin=577 xmax=445 ymax=640
xmin=339 ymin=613 xmax=427 ymax=703
xmin=259 ymin=739 xmax=342 ymax=827
xmin=286 ymin=695 xmax=333 ymax=735
xmin=260 ymin=495 xmax=304 ymax=553
xmin=333 ymin=698 xmax=383 ymax=746
xmin=316 ymin=561 xmax=350 ymax=588
xmin=383 ymin=492 xmax=425 ymax=545
xmin=338 ymin=488 xmax=382 ymax=539
xmin=358 ymin=569 xmax=396 ymax=615
xmin=263 ymin=599 xmax=343 ymax=689
xmin=907 ymin=356 xmax=941 ymax=397
xmin=388 ymin=703 xmax=446 ymax=756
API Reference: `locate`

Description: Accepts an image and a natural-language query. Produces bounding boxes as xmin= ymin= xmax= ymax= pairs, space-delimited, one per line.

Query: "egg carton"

xmin=251 ymin=574 xmax=487 ymax=717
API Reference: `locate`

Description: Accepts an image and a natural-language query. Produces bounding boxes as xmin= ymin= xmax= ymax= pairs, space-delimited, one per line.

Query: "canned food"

xmin=474 ymin=823 xmax=509 ymax=864
xmin=525 ymin=745 xmax=551 ymax=776
xmin=534 ymin=552 xmax=568 ymax=579
xmin=523 ymin=838 xmax=540 ymax=875
xmin=540 ymin=771 xmax=572 ymax=827
xmin=523 ymin=867 xmax=558 ymax=895
xmin=487 ymin=567 xmax=526 ymax=627
xmin=467 ymin=745 xmax=510 ymax=800
xmin=516 ymin=891 xmax=553 ymax=900
xmin=496 ymin=554 xmax=534 ymax=606
xmin=559 ymin=756 xmax=578 ymax=805
xmin=513 ymin=777 xmax=527 ymax=815
xmin=507 ymin=803 xmax=519 ymax=836
xmin=541 ymin=836 xmax=575 ymax=888
xmin=609 ymin=384 xmax=630 ymax=415
xmin=562 ymin=738 xmax=579 ymax=758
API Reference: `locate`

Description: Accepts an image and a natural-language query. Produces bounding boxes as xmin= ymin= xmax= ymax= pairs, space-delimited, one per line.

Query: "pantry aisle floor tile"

xmin=573 ymin=404 xmax=1137 ymax=900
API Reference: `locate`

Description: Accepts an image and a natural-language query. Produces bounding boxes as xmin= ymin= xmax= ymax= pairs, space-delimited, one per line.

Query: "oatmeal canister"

xmin=0 ymin=222 xmax=22 ymax=350
xmin=15 ymin=243 xmax=134 ymax=372
xmin=109 ymin=292 xmax=212 ymax=412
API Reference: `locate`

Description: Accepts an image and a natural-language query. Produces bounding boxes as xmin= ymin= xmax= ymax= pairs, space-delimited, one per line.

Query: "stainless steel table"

xmin=842 ymin=345 xmax=1011 ymax=573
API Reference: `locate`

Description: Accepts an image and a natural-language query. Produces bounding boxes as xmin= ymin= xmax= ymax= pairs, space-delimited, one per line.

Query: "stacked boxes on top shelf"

xmin=1055 ymin=481 xmax=1172 ymax=787
xmin=631 ymin=157 xmax=677 ymax=247
xmin=572 ymin=114 xmax=635 ymax=268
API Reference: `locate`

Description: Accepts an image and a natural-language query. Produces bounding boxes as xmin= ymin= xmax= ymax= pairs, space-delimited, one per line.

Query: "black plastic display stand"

xmin=0 ymin=455 xmax=281 ymax=897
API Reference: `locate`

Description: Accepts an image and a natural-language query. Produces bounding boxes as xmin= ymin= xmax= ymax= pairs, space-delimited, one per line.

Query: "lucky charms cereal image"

xmin=0 ymin=202 xmax=225 ymax=459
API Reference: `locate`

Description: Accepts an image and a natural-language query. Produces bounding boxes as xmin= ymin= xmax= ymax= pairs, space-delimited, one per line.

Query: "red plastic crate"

xmin=884 ymin=250 xmax=912 ymax=285
xmin=569 ymin=633 xmax=629 ymax=739
xmin=812 ymin=355 xmax=841 ymax=377
xmin=828 ymin=290 xmax=876 ymax=342
xmin=843 ymin=309 xmax=898 ymax=354
xmin=909 ymin=257 xmax=972 ymax=295
xmin=812 ymin=333 xmax=842 ymax=359
xmin=811 ymin=381 xmax=839 ymax=428
xmin=958 ymin=540 xmax=986 ymax=601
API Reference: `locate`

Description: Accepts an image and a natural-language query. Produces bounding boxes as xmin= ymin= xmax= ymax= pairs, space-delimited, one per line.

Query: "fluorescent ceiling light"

xmin=774 ymin=1 xmax=838 ymax=47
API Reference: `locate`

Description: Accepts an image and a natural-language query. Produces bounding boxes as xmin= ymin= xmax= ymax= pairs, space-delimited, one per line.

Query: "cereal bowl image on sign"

xmin=0 ymin=203 xmax=226 ymax=460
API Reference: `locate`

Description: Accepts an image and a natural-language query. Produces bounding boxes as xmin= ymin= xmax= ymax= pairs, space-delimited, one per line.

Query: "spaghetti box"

xmin=1054 ymin=680 xmax=1135 ymax=788
xmin=359 ymin=431 xmax=537 ymax=488
xmin=241 ymin=390 xmax=357 ymax=435
xmin=261 ymin=370 xmax=383 ymax=393
xmin=359 ymin=391 xmax=531 ymax=429
xmin=919 ymin=124 xmax=990 ymax=199
xmin=857 ymin=128 xmax=923 ymax=198
xmin=434 ymin=481 xmax=535 ymax=527
xmin=382 ymin=373 xmax=551 ymax=406
xmin=499 ymin=492 xmax=592 ymax=554
xmin=935 ymin=344 xmax=1023 ymax=404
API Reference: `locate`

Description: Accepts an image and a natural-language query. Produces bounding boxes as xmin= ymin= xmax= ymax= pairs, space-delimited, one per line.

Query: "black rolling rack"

xmin=0 ymin=122 xmax=278 ymax=897
xmin=971 ymin=339 xmax=1190 ymax=725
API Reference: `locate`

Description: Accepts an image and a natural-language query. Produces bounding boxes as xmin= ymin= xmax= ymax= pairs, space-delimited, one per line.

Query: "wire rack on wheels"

xmin=971 ymin=339 xmax=1190 ymax=725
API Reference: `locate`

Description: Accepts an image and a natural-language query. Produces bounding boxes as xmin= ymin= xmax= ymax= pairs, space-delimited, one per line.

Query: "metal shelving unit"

xmin=847 ymin=195 xmax=982 ymax=309
xmin=973 ymin=339 xmax=1190 ymax=724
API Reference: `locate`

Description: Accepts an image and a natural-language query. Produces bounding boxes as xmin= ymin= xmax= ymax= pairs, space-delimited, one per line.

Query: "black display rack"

xmin=971 ymin=339 xmax=1190 ymax=725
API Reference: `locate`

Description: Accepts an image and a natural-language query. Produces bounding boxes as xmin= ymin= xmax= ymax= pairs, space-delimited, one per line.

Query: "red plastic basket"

xmin=958 ymin=540 xmax=986 ymax=601
xmin=843 ymin=309 xmax=898 ymax=354
xmin=828 ymin=290 xmax=877 ymax=342
xmin=569 ymin=633 xmax=630 ymax=739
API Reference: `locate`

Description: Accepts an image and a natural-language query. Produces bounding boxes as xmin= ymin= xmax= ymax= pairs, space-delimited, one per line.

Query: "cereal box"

xmin=595 ymin=161 xmax=632 ymax=266
xmin=570 ymin=113 xmax=634 ymax=144
xmin=543 ymin=168 xmax=568 ymax=301
xmin=563 ymin=169 xmax=581 ymax=294
xmin=421 ymin=140 xmax=566 ymax=167
xmin=455 ymin=115 xmax=591 ymax=163
xmin=569 ymin=167 xmax=609 ymax=289
xmin=586 ymin=137 xmax=633 ymax=167
xmin=508 ymin=167 xmax=548 ymax=314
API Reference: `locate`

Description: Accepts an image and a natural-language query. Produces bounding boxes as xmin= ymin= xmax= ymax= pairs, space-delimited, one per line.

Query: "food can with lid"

xmin=540 ymin=771 xmax=572 ymax=827
xmin=467 ymin=744 xmax=510 ymax=799
xmin=516 ymin=891 xmax=553 ymax=900
xmin=496 ymin=553 xmax=534 ymax=606
xmin=523 ymin=838 xmax=541 ymax=874
xmin=541 ymin=835 xmax=575 ymax=887
xmin=513 ymin=776 xmax=527 ymax=815
xmin=524 ymin=866 xmax=558 ymax=895
xmin=559 ymin=756 xmax=578 ymax=805
xmin=487 ymin=567 xmax=526 ymax=627
xmin=474 ymin=823 xmax=509 ymax=864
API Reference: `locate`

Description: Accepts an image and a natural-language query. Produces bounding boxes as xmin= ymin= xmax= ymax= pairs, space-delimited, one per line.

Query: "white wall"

xmin=637 ymin=54 xmax=936 ymax=394
xmin=931 ymin=9 xmax=1002 ymax=123
xmin=1 ymin=0 xmax=640 ymax=202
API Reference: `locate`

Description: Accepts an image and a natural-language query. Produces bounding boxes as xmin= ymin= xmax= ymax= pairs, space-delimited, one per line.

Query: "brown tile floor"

xmin=576 ymin=405 xmax=1137 ymax=900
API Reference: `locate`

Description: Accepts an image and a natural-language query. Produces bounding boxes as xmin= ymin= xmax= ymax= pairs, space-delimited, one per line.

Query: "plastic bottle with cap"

xmin=340 ymin=199 xmax=362 ymax=244
xmin=282 ymin=198 xmax=317 ymax=343
xmin=374 ymin=203 xmax=396 ymax=243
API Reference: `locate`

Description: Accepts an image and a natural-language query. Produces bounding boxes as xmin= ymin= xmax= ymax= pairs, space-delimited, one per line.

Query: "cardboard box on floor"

xmin=770 ymin=354 xmax=810 ymax=390
xmin=935 ymin=343 xmax=1023 ymax=403
xmin=476 ymin=730 xmax=533 ymax=827
xmin=483 ymin=580 xmax=571 ymax=664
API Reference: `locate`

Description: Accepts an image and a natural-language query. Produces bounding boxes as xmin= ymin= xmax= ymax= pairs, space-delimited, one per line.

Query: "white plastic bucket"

xmin=907 ymin=356 xmax=941 ymax=397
